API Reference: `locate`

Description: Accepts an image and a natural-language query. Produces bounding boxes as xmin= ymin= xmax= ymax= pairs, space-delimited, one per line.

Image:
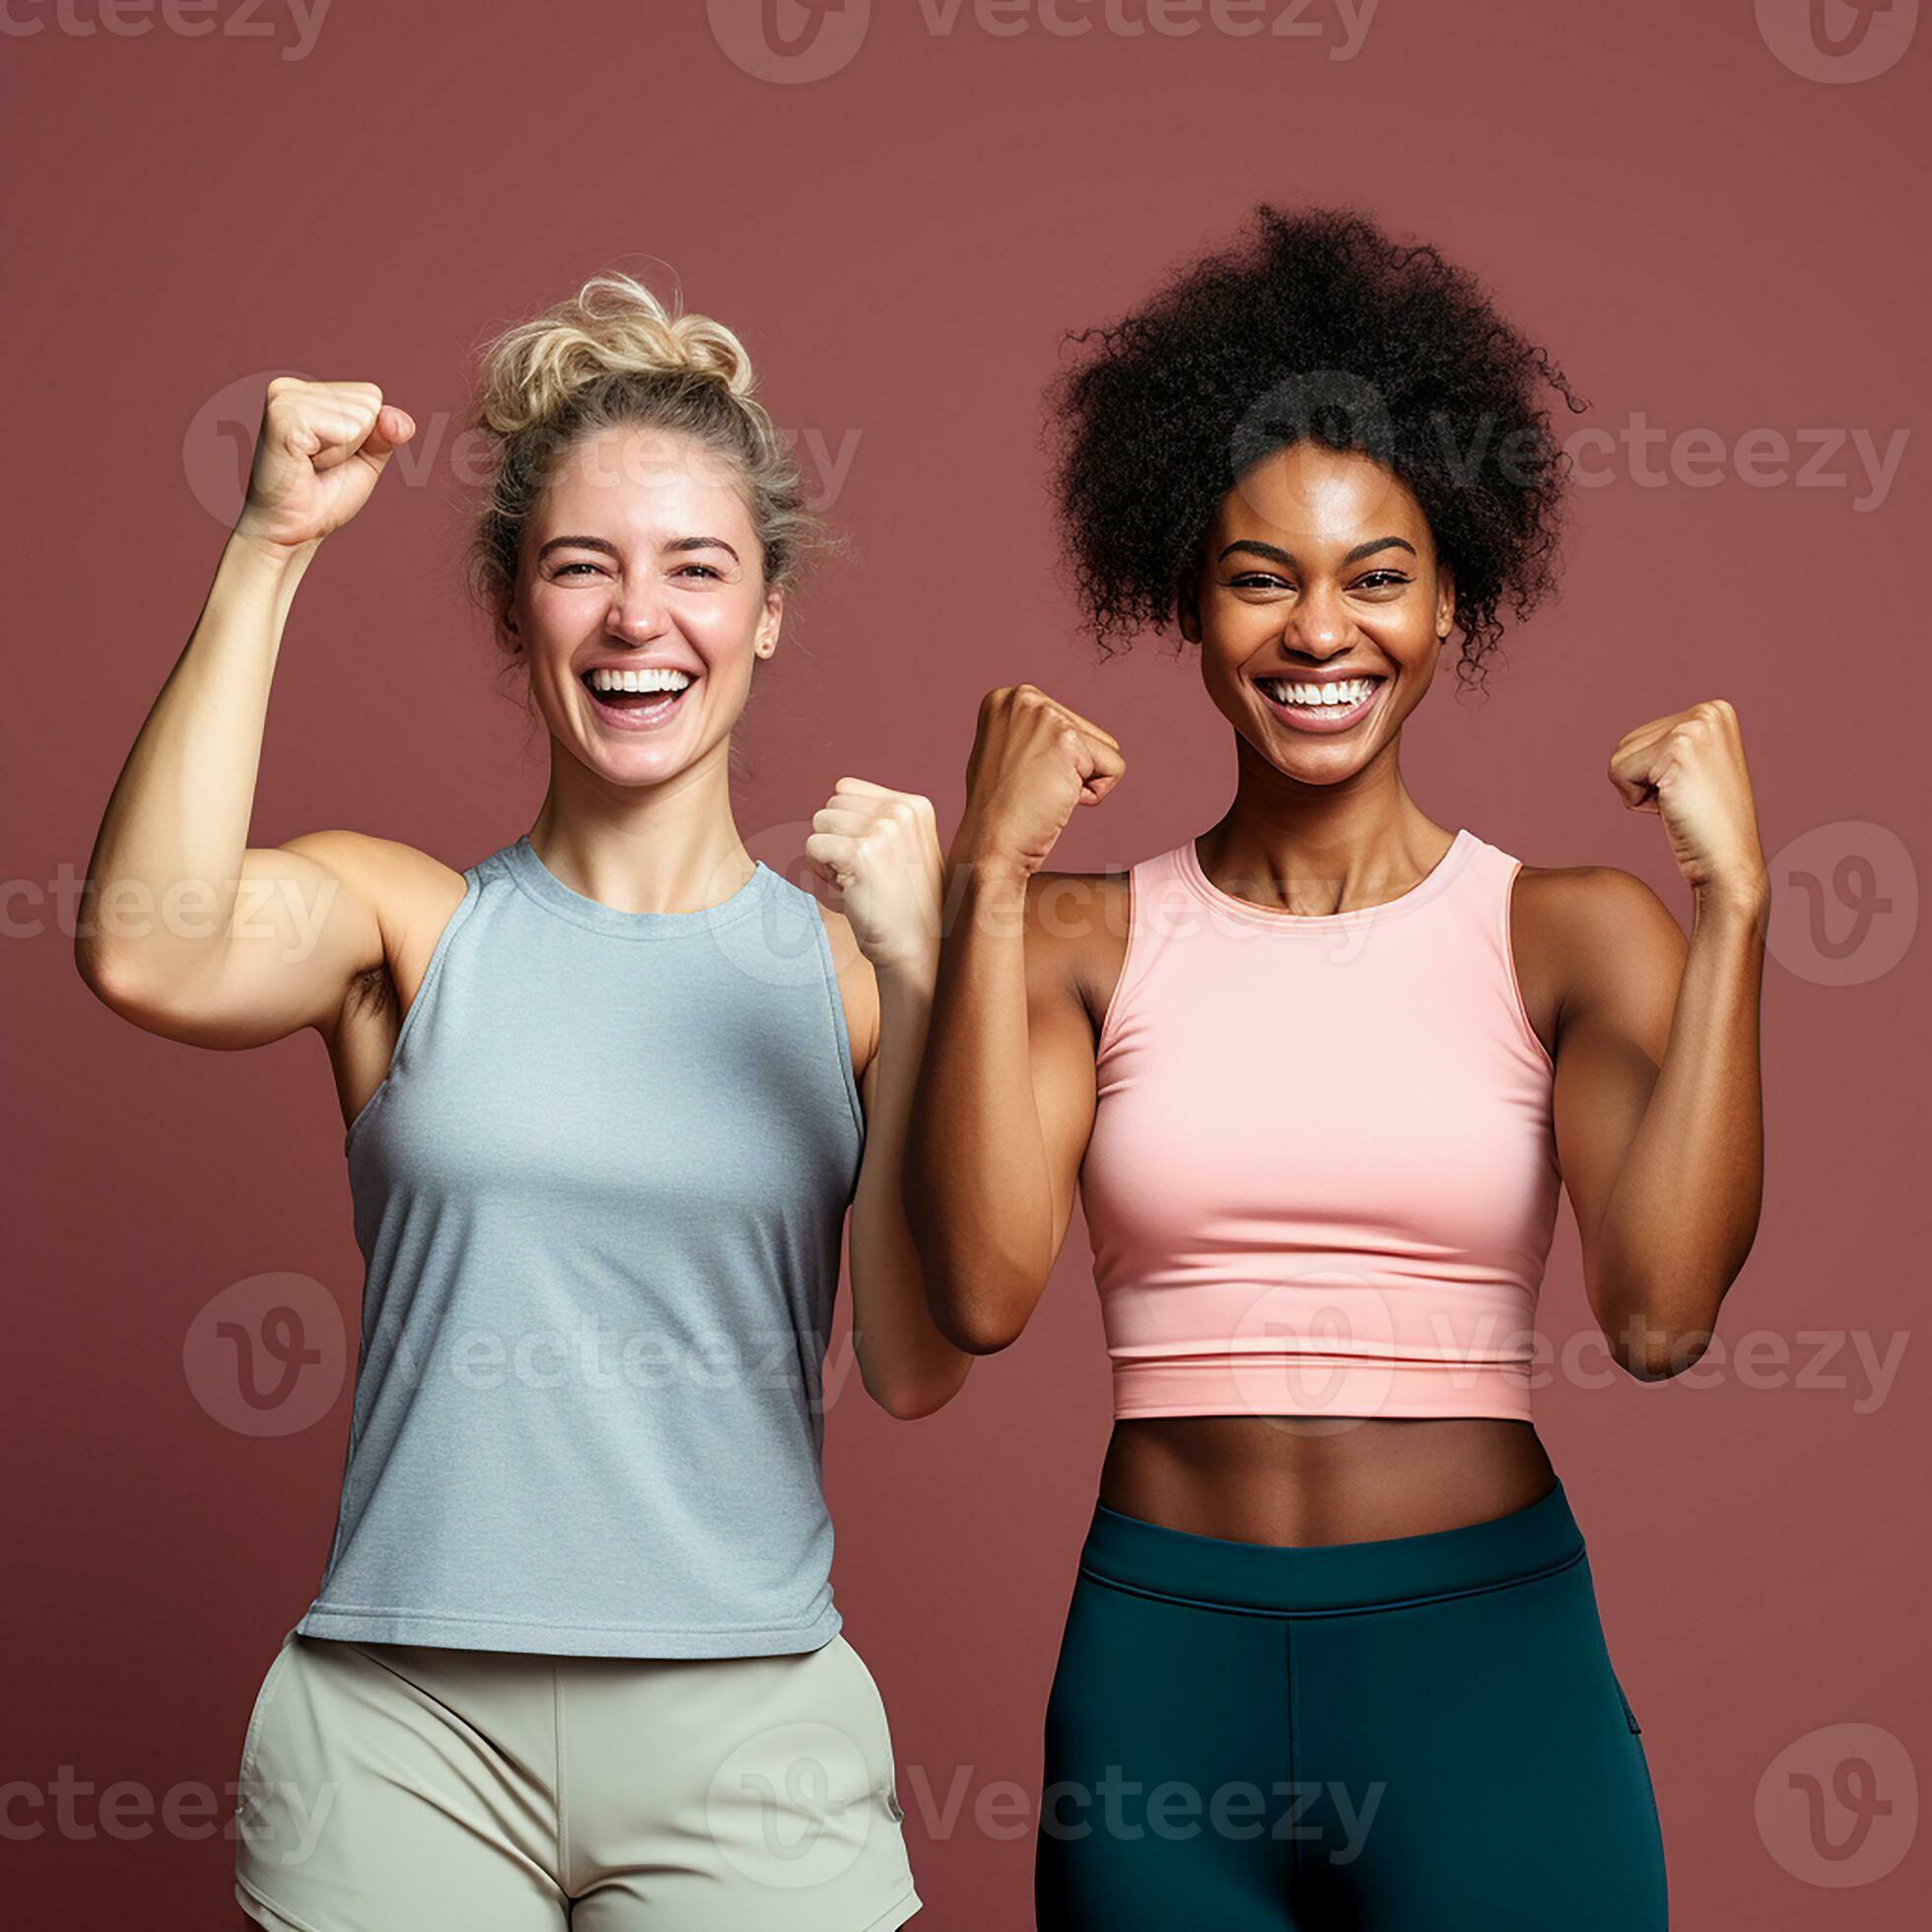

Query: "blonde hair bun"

xmin=475 ymin=271 xmax=759 ymax=438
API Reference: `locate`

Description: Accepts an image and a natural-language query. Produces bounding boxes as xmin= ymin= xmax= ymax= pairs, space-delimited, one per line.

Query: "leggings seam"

xmin=554 ymin=1661 xmax=571 ymax=1898
xmin=1075 ymin=1545 xmax=1586 ymax=1619
xmin=1283 ymin=1617 xmax=1300 ymax=1905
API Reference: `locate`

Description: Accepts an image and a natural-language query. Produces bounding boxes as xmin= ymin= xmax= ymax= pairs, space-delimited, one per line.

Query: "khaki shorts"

xmin=233 ymin=1628 xmax=921 ymax=1931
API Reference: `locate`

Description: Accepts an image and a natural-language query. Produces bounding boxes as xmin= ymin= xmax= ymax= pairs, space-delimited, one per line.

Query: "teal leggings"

xmin=1034 ymin=1481 xmax=1667 ymax=1928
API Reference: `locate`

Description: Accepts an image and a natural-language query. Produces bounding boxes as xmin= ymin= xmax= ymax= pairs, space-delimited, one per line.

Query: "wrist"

xmin=226 ymin=524 xmax=322 ymax=578
xmin=946 ymin=842 xmax=1034 ymax=890
xmin=872 ymin=942 xmax=940 ymax=990
xmin=1692 ymin=870 xmax=1770 ymax=932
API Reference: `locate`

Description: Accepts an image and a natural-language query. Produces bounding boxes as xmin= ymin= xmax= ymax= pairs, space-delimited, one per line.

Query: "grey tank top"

xmin=293 ymin=834 xmax=864 ymax=1658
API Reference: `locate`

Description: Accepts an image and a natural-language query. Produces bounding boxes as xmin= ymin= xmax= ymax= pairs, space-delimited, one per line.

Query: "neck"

xmin=527 ymin=747 xmax=753 ymax=916
xmin=1202 ymin=741 xmax=1453 ymax=916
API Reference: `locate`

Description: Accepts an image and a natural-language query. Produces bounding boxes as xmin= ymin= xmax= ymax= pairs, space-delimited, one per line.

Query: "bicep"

xmin=1550 ymin=869 xmax=1688 ymax=1254
xmin=121 ymin=832 xmax=389 ymax=1050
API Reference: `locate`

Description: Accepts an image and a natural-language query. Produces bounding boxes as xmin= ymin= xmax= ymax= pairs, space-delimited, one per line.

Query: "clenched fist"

xmin=805 ymin=779 xmax=944 ymax=974
xmin=234 ymin=377 xmax=416 ymax=552
xmin=952 ymin=684 xmax=1127 ymax=880
xmin=1609 ymin=699 xmax=1767 ymax=909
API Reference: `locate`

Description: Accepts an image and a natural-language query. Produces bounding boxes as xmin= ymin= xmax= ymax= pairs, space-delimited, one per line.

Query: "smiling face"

xmin=1184 ymin=443 xmax=1456 ymax=785
xmin=507 ymin=424 xmax=781 ymax=787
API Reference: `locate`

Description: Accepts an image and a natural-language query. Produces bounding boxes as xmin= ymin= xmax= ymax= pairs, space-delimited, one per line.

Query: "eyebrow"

xmin=536 ymin=534 xmax=742 ymax=563
xmin=1217 ymin=536 xmax=1418 ymax=569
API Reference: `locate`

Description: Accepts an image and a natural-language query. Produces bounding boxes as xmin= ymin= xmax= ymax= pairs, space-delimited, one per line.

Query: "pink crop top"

xmin=1078 ymin=827 xmax=1561 ymax=1423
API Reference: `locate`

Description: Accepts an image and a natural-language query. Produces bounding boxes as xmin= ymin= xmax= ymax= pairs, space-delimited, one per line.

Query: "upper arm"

xmin=90 ymin=831 xmax=402 ymax=1052
xmin=815 ymin=902 xmax=881 ymax=1099
xmin=1023 ymin=871 xmax=1105 ymax=1272
xmin=1535 ymin=866 xmax=1689 ymax=1261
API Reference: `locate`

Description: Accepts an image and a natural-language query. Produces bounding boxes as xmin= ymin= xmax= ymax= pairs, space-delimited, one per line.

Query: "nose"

xmin=1281 ymin=581 xmax=1352 ymax=659
xmin=606 ymin=576 xmax=669 ymax=646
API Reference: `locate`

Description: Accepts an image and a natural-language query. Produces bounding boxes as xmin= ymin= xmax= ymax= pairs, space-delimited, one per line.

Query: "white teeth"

xmin=587 ymin=667 xmax=692 ymax=694
xmin=1259 ymin=676 xmax=1378 ymax=709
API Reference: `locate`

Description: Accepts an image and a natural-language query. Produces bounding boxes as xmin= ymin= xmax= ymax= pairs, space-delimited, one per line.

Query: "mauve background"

xmin=4 ymin=1 xmax=1926 ymax=1925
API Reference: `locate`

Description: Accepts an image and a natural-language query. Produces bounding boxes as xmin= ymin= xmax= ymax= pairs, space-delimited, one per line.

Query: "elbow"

xmin=864 ymin=1364 xmax=970 ymax=1421
xmin=939 ymin=1310 xmax=1025 ymax=1357
xmin=901 ymin=1188 xmax=1036 ymax=1355
xmin=1598 ymin=1288 xmax=1720 ymax=1382
xmin=1614 ymin=1335 xmax=1712 ymax=1383
xmin=75 ymin=936 xmax=195 ymax=1033
xmin=922 ymin=1272 xmax=1030 ymax=1355
xmin=74 ymin=932 xmax=152 ymax=1019
xmin=854 ymin=1318 xmax=976 ymax=1419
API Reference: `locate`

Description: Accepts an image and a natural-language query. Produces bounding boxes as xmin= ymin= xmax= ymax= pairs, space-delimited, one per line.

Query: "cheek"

xmin=520 ymin=585 xmax=605 ymax=658
xmin=1195 ymin=589 xmax=1272 ymax=658
xmin=686 ymin=594 xmax=767 ymax=667
xmin=1362 ymin=599 xmax=1441 ymax=655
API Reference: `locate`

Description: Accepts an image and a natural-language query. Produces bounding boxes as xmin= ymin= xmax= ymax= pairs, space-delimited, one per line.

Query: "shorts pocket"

xmin=831 ymin=1636 xmax=907 ymax=1824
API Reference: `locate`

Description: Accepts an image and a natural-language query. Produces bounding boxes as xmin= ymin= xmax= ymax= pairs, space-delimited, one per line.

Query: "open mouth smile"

xmin=1255 ymin=674 xmax=1386 ymax=735
xmin=580 ymin=665 xmax=694 ymax=731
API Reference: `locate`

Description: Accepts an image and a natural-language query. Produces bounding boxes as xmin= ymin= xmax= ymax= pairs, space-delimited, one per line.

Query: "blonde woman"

xmin=78 ymin=273 xmax=963 ymax=1929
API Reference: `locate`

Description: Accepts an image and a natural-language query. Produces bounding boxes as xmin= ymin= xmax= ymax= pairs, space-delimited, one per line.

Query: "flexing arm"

xmin=847 ymin=956 xmax=971 ymax=1415
xmin=902 ymin=686 xmax=1127 ymax=1353
xmin=1551 ymin=699 xmax=1770 ymax=1379
xmin=808 ymin=783 xmax=975 ymax=1417
xmin=75 ymin=380 xmax=415 ymax=1046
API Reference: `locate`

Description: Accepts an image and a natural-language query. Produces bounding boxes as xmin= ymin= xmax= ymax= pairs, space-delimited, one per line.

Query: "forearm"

xmin=904 ymin=861 xmax=1056 ymax=1349
xmin=78 ymin=530 xmax=317 ymax=991
xmin=1591 ymin=883 xmax=1768 ymax=1368
xmin=847 ymin=952 xmax=975 ymax=1415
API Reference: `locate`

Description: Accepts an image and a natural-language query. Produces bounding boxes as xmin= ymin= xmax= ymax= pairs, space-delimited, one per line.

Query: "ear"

xmin=1176 ymin=566 xmax=1204 ymax=645
xmin=754 ymin=586 xmax=785 ymax=658
xmin=1433 ymin=563 xmax=1456 ymax=642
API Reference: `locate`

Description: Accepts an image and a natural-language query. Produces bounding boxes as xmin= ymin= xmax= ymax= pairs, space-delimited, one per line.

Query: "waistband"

xmin=1111 ymin=1351 xmax=1535 ymax=1423
xmin=1076 ymin=1480 xmax=1584 ymax=1618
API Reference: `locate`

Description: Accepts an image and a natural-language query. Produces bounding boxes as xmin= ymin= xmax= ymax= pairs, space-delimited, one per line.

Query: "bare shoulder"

xmin=1026 ymin=866 xmax=1133 ymax=945
xmin=1026 ymin=866 xmax=1134 ymax=1035
xmin=1512 ymin=862 xmax=1688 ymax=1045
xmin=1514 ymin=862 xmax=1686 ymax=953
xmin=280 ymin=830 xmax=466 ymax=951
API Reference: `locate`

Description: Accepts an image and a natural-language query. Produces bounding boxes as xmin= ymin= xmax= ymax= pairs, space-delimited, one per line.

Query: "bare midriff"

xmin=1098 ymin=1414 xmax=1557 ymax=1548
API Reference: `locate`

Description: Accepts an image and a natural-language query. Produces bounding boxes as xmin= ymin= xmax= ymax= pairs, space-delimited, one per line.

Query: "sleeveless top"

xmin=1078 ymin=827 xmax=1560 ymax=1423
xmin=293 ymin=835 xmax=864 ymax=1658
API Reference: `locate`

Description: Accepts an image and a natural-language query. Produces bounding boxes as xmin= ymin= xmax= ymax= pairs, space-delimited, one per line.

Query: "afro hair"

xmin=1048 ymin=206 xmax=1588 ymax=687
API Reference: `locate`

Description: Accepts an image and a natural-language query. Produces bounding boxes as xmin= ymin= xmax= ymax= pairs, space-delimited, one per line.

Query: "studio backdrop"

xmin=4 ymin=3 xmax=1926 ymax=1927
